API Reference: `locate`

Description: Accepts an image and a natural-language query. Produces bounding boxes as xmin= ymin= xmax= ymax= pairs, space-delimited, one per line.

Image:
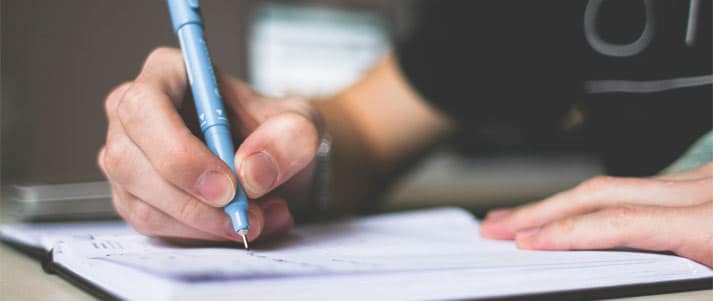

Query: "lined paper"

xmin=49 ymin=208 xmax=713 ymax=300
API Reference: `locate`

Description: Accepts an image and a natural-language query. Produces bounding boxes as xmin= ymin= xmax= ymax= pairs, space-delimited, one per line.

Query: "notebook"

xmin=2 ymin=208 xmax=712 ymax=300
xmin=0 ymin=220 xmax=132 ymax=255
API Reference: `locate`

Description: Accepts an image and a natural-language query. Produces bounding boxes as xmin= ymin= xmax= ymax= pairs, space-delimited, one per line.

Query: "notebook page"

xmin=0 ymin=221 xmax=133 ymax=250
xmin=51 ymin=207 xmax=713 ymax=300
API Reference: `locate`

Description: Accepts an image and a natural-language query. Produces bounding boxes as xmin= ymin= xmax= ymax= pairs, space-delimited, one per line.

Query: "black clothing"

xmin=397 ymin=0 xmax=712 ymax=176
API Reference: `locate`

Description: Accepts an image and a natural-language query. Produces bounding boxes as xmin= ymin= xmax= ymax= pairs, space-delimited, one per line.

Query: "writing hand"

xmin=98 ymin=48 xmax=322 ymax=243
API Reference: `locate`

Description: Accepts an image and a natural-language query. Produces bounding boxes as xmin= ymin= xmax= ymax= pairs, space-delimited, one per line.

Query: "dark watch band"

xmin=309 ymin=133 xmax=333 ymax=220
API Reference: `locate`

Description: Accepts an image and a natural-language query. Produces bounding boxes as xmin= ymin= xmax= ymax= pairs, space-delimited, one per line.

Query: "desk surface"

xmin=1 ymin=244 xmax=710 ymax=301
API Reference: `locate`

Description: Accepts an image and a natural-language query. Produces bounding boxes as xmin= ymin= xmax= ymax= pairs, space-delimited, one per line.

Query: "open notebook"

xmin=2 ymin=207 xmax=712 ymax=300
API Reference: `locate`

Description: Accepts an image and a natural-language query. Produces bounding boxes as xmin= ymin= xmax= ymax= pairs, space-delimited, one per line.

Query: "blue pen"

xmin=167 ymin=0 xmax=250 ymax=248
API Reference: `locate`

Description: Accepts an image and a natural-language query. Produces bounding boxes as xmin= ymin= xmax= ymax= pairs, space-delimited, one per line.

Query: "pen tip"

xmin=240 ymin=233 xmax=249 ymax=249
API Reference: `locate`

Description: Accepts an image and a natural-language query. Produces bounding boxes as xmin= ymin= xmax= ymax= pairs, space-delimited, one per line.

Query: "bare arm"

xmin=316 ymin=54 xmax=453 ymax=212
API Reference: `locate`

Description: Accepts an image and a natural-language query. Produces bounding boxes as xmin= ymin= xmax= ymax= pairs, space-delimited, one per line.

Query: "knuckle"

xmin=144 ymin=47 xmax=184 ymax=75
xmin=146 ymin=47 xmax=181 ymax=66
xmin=104 ymin=82 xmax=133 ymax=116
xmin=285 ymin=99 xmax=323 ymax=131
xmin=157 ymin=140 xmax=195 ymax=176
xmin=552 ymin=217 xmax=577 ymax=235
xmin=175 ymin=198 xmax=202 ymax=225
xmin=97 ymin=147 xmax=108 ymax=174
xmin=577 ymin=176 xmax=616 ymax=192
xmin=506 ymin=208 xmax=528 ymax=224
xmin=104 ymin=87 xmax=123 ymax=117
xmin=111 ymin=192 xmax=128 ymax=220
xmin=103 ymin=137 xmax=131 ymax=172
xmin=513 ymin=203 xmax=538 ymax=219
xmin=282 ymin=113 xmax=320 ymax=149
xmin=104 ymin=92 xmax=118 ymax=115
xmin=117 ymin=82 xmax=153 ymax=122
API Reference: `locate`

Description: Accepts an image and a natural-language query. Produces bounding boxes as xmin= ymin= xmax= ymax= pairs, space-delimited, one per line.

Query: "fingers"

xmin=105 ymin=140 xmax=293 ymax=243
xmin=235 ymin=112 xmax=320 ymax=198
xmin=514 ymin=202 xmax=713 ymax=267
xmin=514 ymin=205 xmax=675 ymax=251
xmin=113 ymin=48 xmax=237 ymax=207
xmin=111 ymin=184 xmax=230 ymax=241
xmin=221 ymin=74 xmax=323 ymax=199
xmin=219 ymin=73 xmax=324 ymax=143
xmin=134 ymin=47 xmax=190 ymax=103
xmin=217 ymin=74 xmax=264 ymax=138
xmin=102 ymin=129 xmax=257 ymax=242
xmin=482 ymin=209 xmax=514 ymax=222
xmin=481 ymin=175 xmax=713 ymax=240
xmin=257 ymin=196 xmax=295 ymax=238
xmin=102 ymin=77 xmax=258 ymax=243
xmin=111 ymin=181 xmax=293 ymax=243
xmin=102 ymin=47 xmax=303 ymax=244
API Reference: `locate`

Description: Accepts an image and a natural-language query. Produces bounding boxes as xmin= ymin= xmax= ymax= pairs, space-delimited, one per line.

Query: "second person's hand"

xmin=480 ymin=162 xmax=713 ymax=267
xmin=98 ymin=47 xmax=323 ymax=244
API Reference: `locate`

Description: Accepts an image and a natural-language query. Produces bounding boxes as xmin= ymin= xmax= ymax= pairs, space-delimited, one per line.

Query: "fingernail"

xmin=262 ymin=201 xmax=293 ymax=236
xmin=223 ymin=218 xmax=242 ymax=241
xmin=515 ymin=227 xmax=541 ymax=249
xmin=516 ymin=227 xmax=540 ymax=239
xmin=246 ymin=207 xmax=262 ymax=241
xmin=196 ymin=171 xmax=235 ymax=206
xmin=484 ymin=209 xmax=513 ymax=223
xmin=224 ymin=208 xmax=263 ymax=242
xmin=240 ymin=152 xmax=278 ymax=197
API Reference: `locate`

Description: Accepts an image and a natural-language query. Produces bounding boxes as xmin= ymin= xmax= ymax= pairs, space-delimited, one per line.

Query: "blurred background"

xmin=0 ymin=0 xmax=601 ymax=221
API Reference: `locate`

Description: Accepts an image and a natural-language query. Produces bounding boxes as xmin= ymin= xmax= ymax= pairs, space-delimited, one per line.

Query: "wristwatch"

xmin=309 ymin=133 xmax=333 ymax=220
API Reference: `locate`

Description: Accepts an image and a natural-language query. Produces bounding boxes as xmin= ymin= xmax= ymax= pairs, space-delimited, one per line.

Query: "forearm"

xmin=314 ymin=55 xmax=453 ymax=214
xmin=315 ymin=98 xmax=382 ymax=213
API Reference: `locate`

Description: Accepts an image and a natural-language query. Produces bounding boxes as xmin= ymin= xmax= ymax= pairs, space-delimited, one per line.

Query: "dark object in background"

xmin=398 ymin=0 xmax=712 ymax=177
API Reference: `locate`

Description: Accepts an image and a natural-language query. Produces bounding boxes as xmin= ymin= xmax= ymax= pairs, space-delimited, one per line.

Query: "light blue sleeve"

xmin=659 ymin=131 xmax=713 ymax=175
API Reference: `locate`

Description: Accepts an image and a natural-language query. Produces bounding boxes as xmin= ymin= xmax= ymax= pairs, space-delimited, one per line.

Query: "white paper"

xmin=49 ymin=207 xmax=713 ymax=301
xmin=0 ymin=221 xmax=133 ymax=250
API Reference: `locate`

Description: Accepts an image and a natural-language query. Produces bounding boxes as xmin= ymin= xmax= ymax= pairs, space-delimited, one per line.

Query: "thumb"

xmin=235 ymin=112 xmax=320 ymax=198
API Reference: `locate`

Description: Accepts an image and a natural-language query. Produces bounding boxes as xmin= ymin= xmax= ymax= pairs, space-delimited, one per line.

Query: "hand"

xmin=98 ymin=48 xmax=322 ymax=244
xmin=480 ymin=162 xmax=713 ymax=267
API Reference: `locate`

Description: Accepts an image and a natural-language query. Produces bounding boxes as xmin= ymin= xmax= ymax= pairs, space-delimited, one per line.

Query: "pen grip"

xmin=176 ymin=23 xmax=250 ymax=231
xmin=177 ymin=24 xmax=228 ymax=133
xmin=203 ymin=125 xmax=237 ymax=172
